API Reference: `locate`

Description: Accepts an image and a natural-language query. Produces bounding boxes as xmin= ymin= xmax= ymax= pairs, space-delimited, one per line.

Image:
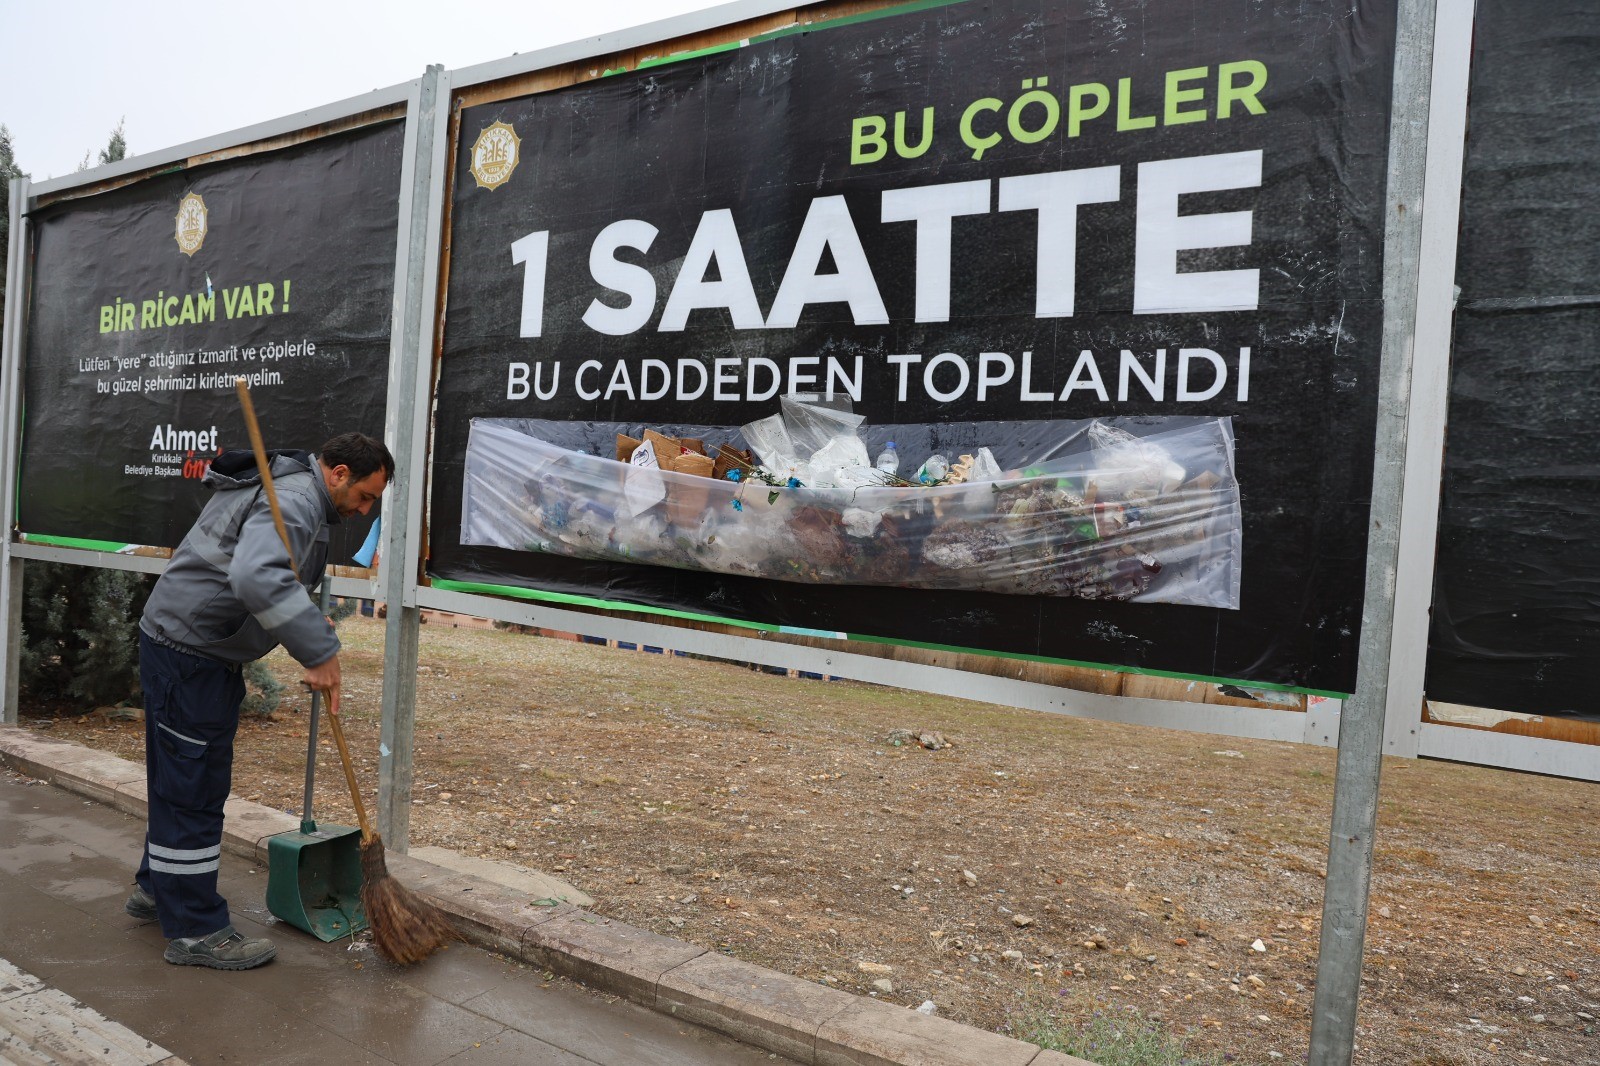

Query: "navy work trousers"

xmin=134 ymin=630 xmax=246 ymax=939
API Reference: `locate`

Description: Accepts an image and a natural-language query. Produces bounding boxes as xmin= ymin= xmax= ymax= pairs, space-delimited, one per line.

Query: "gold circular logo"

xmin=174 ymin=193 xmax=208 ymax=256
xmin=470 ymin=121 xmax=521 ymax=191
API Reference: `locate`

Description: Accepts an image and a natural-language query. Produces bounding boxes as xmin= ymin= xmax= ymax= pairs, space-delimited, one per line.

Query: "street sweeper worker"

xmin=124 ymin=432 xmax=394 ymax=970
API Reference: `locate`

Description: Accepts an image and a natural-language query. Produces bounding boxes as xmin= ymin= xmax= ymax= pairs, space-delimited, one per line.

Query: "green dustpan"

xmin=266 ymin=587 xmax=368 ymax=941
xmin=267 ymin=825 xmax=366 ymax=940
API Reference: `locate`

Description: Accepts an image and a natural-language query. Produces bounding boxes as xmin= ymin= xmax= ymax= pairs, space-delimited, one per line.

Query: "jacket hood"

xmin=203 ymin=449 xmax=314 ymax=491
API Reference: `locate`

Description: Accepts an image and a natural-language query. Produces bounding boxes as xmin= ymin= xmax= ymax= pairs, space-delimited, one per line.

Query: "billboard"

xmin=18 ymin=121 xmax=405 ymax=557
xmin=429 ymin=0 xmax=1396 ymax=694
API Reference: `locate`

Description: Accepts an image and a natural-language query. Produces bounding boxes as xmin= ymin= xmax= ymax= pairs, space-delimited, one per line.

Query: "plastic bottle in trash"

xmin=874 ymin=441 xmax=900 ymax=475
xmin=917 ymin=453 xmax=949 ymax=484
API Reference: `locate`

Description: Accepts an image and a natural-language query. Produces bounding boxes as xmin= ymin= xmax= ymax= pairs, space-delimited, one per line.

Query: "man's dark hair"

xmin=321 ymin=432 xmax=395 ymax=483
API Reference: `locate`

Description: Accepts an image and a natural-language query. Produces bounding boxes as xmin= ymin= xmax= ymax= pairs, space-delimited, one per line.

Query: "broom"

xmin=326 ymin=690 xmax=455 ymax=964
xmin=236 ymin=380 xmax=455 ymax=965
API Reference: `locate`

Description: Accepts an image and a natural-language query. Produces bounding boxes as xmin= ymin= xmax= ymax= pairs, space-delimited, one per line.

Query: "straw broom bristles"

xmin=360 ymin=833 xmax=457 ymax=964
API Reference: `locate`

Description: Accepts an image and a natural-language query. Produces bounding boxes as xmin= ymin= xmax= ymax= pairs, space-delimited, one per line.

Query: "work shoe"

xmin=124 ymin=885 xmax=157 ymax=922
xmin=163 ymin=926 xmax=277 ymax=970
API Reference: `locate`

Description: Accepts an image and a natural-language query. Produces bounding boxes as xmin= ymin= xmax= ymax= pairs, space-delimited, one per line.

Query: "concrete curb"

xmin=0 ymin=726 xmax=1092 ymax=1066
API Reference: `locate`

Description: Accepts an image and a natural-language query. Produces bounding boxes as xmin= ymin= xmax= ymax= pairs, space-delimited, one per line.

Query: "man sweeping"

xmin=124 ymin=432 xmax=394 ymax=970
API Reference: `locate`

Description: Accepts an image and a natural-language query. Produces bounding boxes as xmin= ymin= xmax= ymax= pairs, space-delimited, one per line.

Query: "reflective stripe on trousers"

xmin=134 ymin=630 xmax=245 ymax=939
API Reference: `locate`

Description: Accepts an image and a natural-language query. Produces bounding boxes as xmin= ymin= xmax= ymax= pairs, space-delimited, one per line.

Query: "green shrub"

xmin=240 ymin=660 xmax=285 ymax=717
xmin=21 ymin=562 xmax=153 ymax=709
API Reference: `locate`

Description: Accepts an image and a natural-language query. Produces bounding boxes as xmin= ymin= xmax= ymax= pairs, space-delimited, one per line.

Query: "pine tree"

xmin=73 ymin=120 xmax=126 ymax=172
xmin=99 ymin=119 xmax=127 ymax=166
xmin=20 ymin=564 xmax=153 ymax=709
xmin=0 ymin=124 xmax=21 ymax=183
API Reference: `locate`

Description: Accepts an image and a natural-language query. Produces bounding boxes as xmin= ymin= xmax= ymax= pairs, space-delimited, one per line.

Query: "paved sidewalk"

xmin=1 ymin=727 xmax=1090 ymax=1066
xmin=1 ymin=954 xmax=183 ymax=1065
xmin=0 ymin=769 xmax=787 ymax=1065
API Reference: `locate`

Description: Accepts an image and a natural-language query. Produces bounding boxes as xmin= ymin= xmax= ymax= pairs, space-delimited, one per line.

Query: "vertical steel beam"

xmin=0 ymin=178 xmax=32 ymax=725
xmin=377 ymin=65 xmax=451 ymax=850
xmin=1381 ymin=0 xmax=1478 ymax=760
xmin=1308 ymin=0 xmax=1443 ymax=1062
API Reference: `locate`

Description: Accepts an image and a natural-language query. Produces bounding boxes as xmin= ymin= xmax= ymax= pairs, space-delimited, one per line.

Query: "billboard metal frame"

xmin=402 ymin=0 xmax=1387 ymax=767
xmin=1379 ymin=0 xmax=1478 ymax=763
xmin=375 ymin=64 xmax=452 ymax=847
xmin=1 ymin=174 xmax=32 ymax=722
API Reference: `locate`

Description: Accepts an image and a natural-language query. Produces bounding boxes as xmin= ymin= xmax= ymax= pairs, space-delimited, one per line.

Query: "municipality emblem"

xmin=174 ymin=193 xmax=208 ymax=256
xmin=470 ymin=121 xmax=521 ymax=190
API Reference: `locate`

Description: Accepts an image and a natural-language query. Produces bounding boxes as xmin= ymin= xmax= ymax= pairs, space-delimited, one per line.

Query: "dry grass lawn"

xmin=37 ymin=615 xmax=1600 ymax=1066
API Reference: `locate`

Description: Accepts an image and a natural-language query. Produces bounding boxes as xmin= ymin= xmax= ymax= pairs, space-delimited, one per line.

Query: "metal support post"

xmin=377 ymin=66 xmax=450 ymax=851
xmin=1381 ymin=0 xmax=1477 ymax=759
xmin=1308 ymin=0 xmax=1442 ymax=1062
xmin=0 ymin=177 xmax=32 ymax=725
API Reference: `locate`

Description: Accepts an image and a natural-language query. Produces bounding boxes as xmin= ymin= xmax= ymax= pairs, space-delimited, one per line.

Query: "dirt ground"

xmin=29 ymin=615 xmax=1600 ymax=1065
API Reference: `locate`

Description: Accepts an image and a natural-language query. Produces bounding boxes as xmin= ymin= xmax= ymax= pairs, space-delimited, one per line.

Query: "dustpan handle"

xmin=301 ymin=690 xmax=320 ymax=834
xmin=299 ymin=578 xmax=332 ymax=834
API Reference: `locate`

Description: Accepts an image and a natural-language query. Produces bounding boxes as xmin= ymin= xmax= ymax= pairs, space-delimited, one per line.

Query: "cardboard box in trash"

xmin=616 ymin=431 xmax=751 ymax=480
xmin=617 ymin=431 xmax=753 ymax=525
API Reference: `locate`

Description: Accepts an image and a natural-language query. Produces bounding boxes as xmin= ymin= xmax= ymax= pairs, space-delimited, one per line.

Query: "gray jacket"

xmin=141 ymin=450 xmax=341 ymax=668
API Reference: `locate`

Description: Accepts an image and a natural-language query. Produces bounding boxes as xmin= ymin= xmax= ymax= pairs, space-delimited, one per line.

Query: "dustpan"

xmin=265 ymin=585 xmax=368 ymax=941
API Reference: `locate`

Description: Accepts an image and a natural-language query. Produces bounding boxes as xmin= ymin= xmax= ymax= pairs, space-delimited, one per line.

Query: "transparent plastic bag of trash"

xmin=461 ymin=416 xmax=1241 ymax=608
xmin=741 ymin=398 xmax=874 ymax=489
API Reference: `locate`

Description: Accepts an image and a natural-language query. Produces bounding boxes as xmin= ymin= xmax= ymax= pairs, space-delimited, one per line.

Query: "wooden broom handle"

xmin=236 ymin=380 xmax=372 ymax=841
xmin=235 ymin=380 xmax=296 ymax=576
xmin=326 ymin=691 xmax=375 ymax=842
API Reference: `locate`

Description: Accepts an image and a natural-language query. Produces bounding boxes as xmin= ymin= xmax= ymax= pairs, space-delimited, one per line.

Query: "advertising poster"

xmin=19 ymin=121 xmax=405 ymax=557
xmin=430 ymin=0 xmax=1396 ymax=694
xmin=1426 ymin=0 xmax=1600 ymax=718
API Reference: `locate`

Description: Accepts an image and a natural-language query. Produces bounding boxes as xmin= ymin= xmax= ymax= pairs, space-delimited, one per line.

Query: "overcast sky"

xmin=1 ymin=0 xmax=773 ymax=180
